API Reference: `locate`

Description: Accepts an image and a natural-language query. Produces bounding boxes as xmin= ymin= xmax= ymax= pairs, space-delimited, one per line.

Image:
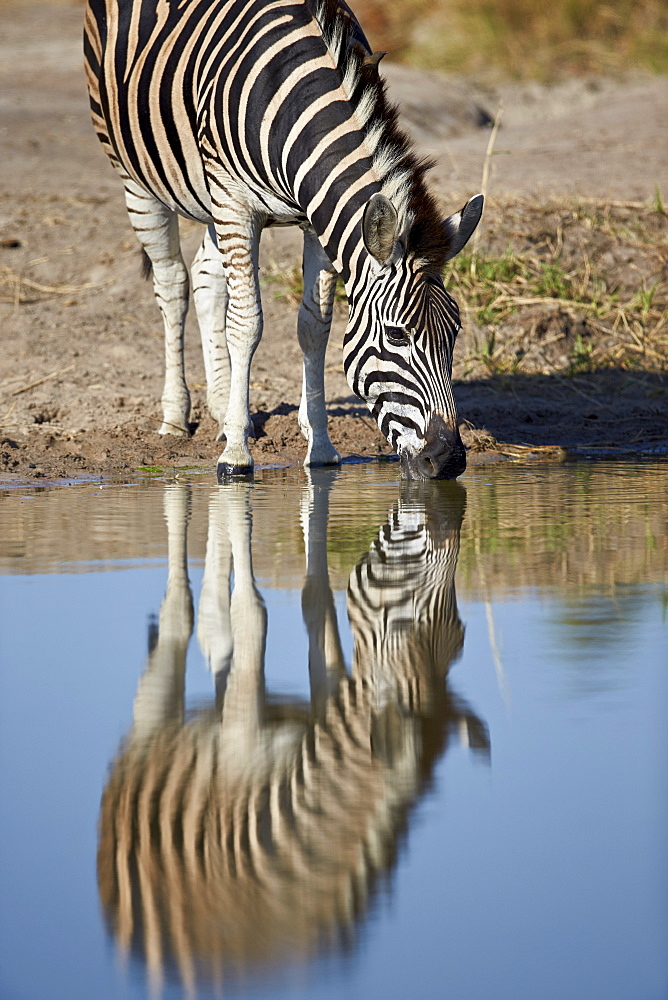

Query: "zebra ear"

xmin=442 ymin=194 xmax=484 ymax=261
xmin=363 ymin=193 xmax=399 ymax=266
xmin=363 ymin=50 xmax=387 ymax=69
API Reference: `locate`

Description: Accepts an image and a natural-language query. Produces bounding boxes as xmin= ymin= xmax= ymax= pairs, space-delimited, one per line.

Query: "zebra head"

xmin=343 ymin=193 xmax=484 ymax=481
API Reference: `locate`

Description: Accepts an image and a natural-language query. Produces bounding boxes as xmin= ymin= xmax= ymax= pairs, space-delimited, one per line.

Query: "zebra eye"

xmin=385 ymin=326 xmax=410 ymax=348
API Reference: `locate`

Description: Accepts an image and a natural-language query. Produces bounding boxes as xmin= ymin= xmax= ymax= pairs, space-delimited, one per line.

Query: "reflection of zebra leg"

xmin=220 ymin=483 xmax=268 ymax=733
xmin=300 ymin=468 xmax=347 ymax=716
xmin=197 ymin=486 xmax=233 ymax=703
xmin=132 ymin=485 xmax=194 ymax=741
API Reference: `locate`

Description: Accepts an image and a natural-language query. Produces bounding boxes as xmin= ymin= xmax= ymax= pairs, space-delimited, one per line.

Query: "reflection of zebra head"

xmin=348 ymin=481 xmax=488 ymax=769
xmin=98 ymin=477 xmax=488 ymax=995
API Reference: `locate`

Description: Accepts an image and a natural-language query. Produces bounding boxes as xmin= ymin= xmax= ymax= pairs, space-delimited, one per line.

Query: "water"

xmin=0 ymin=461 xmax=666 ymax=1000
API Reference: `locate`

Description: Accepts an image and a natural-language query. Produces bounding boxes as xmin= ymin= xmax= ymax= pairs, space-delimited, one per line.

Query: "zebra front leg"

xmin=210 ymin=200 xmax=264 ymax=477
xmin=192 ymin=225 xmax=230 ymax=440
xmin=297 ymin=230 xmax=341 ymax=467
xmin=124 ymin=180 xmax=191 ymax=436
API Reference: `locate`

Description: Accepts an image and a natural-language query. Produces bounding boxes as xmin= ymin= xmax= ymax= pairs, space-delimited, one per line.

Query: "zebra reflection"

xmin=98 ymin=473 xmax=488 ymax=995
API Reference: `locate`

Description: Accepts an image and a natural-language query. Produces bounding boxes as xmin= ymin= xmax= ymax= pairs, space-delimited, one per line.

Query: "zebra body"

xmin=98 ymin=473 xmax=488 ymax=992
xmin=84 ymin=0 xmax=483 ymax=477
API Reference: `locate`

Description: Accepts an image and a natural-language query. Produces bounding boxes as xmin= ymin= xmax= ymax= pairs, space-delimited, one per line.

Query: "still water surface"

xmin=0 ymin=461 xmax=666 ymax=1000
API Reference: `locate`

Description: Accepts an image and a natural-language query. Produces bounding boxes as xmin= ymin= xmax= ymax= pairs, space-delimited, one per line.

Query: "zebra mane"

xmin=310 ymin=0 xmax=450 ymax=271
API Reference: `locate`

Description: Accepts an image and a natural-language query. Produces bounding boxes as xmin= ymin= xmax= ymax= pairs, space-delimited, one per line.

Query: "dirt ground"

xmin=1 ymin=2 xmax=666 ymax=482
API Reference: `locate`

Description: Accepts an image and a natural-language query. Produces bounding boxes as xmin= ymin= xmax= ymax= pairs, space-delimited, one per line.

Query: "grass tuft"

xmin=446 ymin=197 xmax=666 ymax=376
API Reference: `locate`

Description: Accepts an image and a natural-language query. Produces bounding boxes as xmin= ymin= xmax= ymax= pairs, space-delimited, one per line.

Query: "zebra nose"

xmin=404 ymin=416 xmax=466 ymax=480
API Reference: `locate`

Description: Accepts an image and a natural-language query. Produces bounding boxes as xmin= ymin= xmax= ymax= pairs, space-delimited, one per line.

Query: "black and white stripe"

xmin=97 ymin=474 xmax=488 ymax=992
xmin=84 ymin=0 xmax=483 ymax=477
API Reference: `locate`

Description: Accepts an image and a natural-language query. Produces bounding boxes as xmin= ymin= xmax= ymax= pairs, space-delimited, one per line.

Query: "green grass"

xmin=262 ymin=263 xmax=346 ymax=306
xmin=569 ymin=333 xmax=595 ymax=374
xmin=448 ymin=249 xmax=581 ymax=322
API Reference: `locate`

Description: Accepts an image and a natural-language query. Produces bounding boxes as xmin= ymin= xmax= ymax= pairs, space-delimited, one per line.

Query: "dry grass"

xmin=354 ymin=0 xmax=668 ymax=79
xmin=261 ymin=261 xmax=347 ymax=307
xmin=263 ymin=195 xmax=667 ymax=380
xmin=0 ymin=264 xmax=108 ymax=306
xmin=449 ymin=195 xmax=667 ymax=377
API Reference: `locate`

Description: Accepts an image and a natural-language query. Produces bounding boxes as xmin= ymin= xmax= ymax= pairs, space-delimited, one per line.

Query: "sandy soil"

xmin=1 ymin=2 xmax=666 ymax=482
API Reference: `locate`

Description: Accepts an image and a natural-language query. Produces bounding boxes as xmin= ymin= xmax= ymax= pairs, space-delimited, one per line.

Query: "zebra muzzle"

xmin=401 ymin=415 xmax=466 ymax=481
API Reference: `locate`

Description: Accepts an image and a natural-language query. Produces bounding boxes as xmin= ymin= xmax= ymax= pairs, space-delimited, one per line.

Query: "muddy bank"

xmin=1 ymin=3 xmax=666 ymax=483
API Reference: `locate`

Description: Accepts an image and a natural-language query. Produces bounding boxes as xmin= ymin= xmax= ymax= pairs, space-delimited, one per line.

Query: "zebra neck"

xmin=303 ymin=180 xmax=377 ymax=288
xmin=282 ymin=110 xmax=384 ymax=286
xmin=287 ymin=166 xmax=377 ymax=288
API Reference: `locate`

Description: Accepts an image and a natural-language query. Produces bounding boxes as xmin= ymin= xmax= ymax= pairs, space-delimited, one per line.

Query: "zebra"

xmin=84 ymin=0 xmax=483 ymax=480
xmin=97 ymin=473 xmax=489 ymax=994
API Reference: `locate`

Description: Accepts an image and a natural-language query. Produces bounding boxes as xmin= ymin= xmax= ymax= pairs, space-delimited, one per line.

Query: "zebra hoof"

xmin=304 ymin=442 xmax=342 ymax=467
xmin=305 ymin=455 xmax=342 ymax=468
xmin=217 ymin=462 xmax=254 ymax=482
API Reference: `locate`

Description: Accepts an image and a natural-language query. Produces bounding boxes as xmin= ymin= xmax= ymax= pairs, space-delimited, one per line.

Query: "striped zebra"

xmin=98 ymin=474 xmax=489 ymax=994
xmin=84 ymin=0 xmax=483 ymax=479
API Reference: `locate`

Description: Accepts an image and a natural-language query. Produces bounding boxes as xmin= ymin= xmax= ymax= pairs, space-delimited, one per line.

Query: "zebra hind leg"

xmin=124 ymin=180 xmax=191 ymax=436
xmin=297 ymin=230 xmax=341 ymax=467
xmin=192 ymin=225 xmax=230 ymax=441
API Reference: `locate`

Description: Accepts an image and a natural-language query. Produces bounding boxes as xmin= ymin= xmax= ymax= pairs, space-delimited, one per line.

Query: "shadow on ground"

xmin=455 ymin=369 xmax=667 ymax=455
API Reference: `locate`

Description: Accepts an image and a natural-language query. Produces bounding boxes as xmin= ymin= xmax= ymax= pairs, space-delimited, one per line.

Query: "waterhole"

xmin=0 ymin=461 xmax=666 ymax=1000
